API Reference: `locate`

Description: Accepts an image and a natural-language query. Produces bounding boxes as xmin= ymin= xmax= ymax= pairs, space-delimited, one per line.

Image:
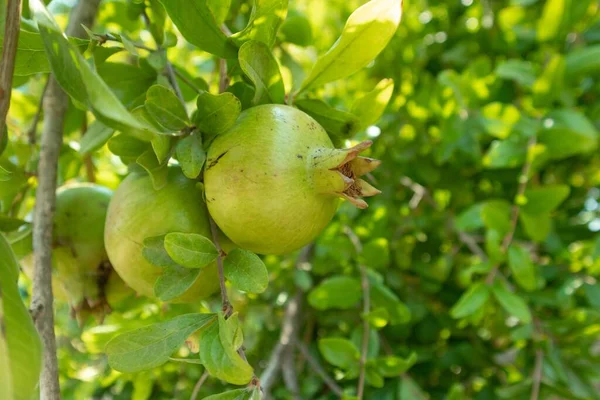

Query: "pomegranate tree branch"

xmin=296 ymin=341 xmax=344 ymax=397
xmin=31 ymin=1 xmax=102 ymax=398
xmin=190 ymin=370 xmax=210 ymax=400
xmin=0 ymin=0 xmax=22 ymax=146
xmin=343 ymin=226 xmax=369 ymax=400
xmin=530 ymin=349 xmax=544 ymax=400
xmin=486 ymin=135 xmax=537 ymax=285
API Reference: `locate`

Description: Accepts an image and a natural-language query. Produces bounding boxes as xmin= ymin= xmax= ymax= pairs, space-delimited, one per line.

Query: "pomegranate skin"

xmin=105 ymin=168 xmax=220 ymax=302
xmin=204 ymin=105 xmax=341 ymax=255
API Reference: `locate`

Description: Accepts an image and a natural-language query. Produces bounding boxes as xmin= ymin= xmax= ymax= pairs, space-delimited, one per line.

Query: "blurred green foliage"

xmin=1 ymin=0 xmax=600 ymax=399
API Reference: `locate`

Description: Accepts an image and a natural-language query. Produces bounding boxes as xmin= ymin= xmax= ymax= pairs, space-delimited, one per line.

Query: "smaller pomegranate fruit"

xmin=105 ymin=168 xmax=223 ymax=302
xmin=204 ymin=104 xmax=381 ymax=255
xmin=22 ymin=183 xmax=133 ymax=322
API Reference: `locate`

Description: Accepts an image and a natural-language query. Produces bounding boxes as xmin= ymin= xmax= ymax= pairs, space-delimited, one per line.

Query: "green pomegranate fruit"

xmin=104 ymin=168 xmax=221 ymax=302
xmin=204 ymin=104 xmax=381 ymax=255
xmin=22 ymin=183 xmax=134 ymax=322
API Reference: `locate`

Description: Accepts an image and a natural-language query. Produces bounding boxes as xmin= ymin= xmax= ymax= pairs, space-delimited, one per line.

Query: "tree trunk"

xmin=31 ymin=1 xmax=102 ymax=399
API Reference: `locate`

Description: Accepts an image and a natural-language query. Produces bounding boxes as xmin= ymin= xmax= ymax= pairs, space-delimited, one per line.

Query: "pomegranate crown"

xmin=311 ymin=140 xmax=381 ymax=209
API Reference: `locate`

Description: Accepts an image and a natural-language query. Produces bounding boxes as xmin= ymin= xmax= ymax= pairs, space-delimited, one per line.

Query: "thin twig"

xmin=486 ymin=136 xmax=537 ymax=285
xmin=282 ymin=345 xmax=300 ymax=400
xmin=27 ymin=79 xmax=49 ymax=145
xmin=174 ymin=68 xmax=203 ymax=95
xmin=80 ymin=115 xmax=96 ymax=182
xmin=0 ymin=0 xmax=22 ymax=146
xmin=260 ymin=291 xmax=303 ymax=398
xmin=190 ymin=370 xmax=210 ymax=400
xmin=399 ymin=176 xmax=437 ymax=209
xmin=457 ymin=230 xmax=488 ymax=261
xmin=218 ymin=59 xmax=229 ymax=93
xmin=530 ymin=349 xmax=544 ymax=400
xmin=31 ymin=1 xmax=102 ymax=398
xmin=165 ymin=60 xmax=185 ymax=104
xmin=343 ymin=226 xmax=370 ymax=400
xmin=296 ymin=342 xmax=344 ymax=397
xmin=208 ymin=215 xmax=231 ymax=316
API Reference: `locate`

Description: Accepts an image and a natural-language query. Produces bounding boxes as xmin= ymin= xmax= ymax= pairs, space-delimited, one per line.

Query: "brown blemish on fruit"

xmin=207 ymin=150 xmax=228 ymax=170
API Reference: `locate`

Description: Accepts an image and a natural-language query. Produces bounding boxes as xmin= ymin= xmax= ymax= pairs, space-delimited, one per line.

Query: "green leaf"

xmin=483 ymin=138 xmax=527 ymax=169
xmin=351 ymin=78 xmax=395 ymax=130
xmin=195 ymin=92 xmax=241 ymax=136
xmin=521 ymin=185 xmax=570 ymax=215
xmin=151 ymin=135 xmax=173 ymax=164
xmin=359 ymin=238 xmax=390 ymax=269
xmin=450 ymin=282 xmax=490 ymax=319
xmin=207 ymin=0 xmax=232 ymax=25
xmin=299 ymin=0 xmax=402 ymax=92
xmin=231 ymin=0 xmax=289 ymax=48
xmin=363 ymin=307 xmax=389 ymax=329
xmin=223 ymin=248 xmax=269 ymax=294
xmin=532 ymin=54 xmax=565 ymax=107
xmin=369 ymin=276 xmax=411 ymax=325
xmin=295 ymin=99 xmax=359 ymax=138
xmin=481 ymin=199 xmax=512 ymax=236
xmin=519 ymin=212 xmax=552 ymax=242
xmin=376 ymin=353 xmax=417 ymax=377
xmin=318 ymin=337 xmax=360 ymax=369
xmin=308 ymin=276 xmax=361 ymax=310
xmin=365 ymin=364 xmax=385 ymax=388
xmin=238 ymin=40 xmax=285 ymax=105
xmin=0 ymin=234 xmax=42 ymax=400
xmin=492 ymin=283 xmax=532 ymax=323
xmin=148 ymin=0 xmax=167 ymax=45
xmin=106 ymin=313 xmax=215 ymax=372
xmin=154 ymin=264 xmax=202 ymax=301
xmin=0 ymin=217 xmax=27 ymax=233
xmin=495 ymin=59 xmax=536 ymax=87
xmin=97 ymin=62 xmax=157 ymax=107
xmin=142 ymin=235 xmax=179 ymax=268
xmin=538 ymin=109 xmax=598 ymax=160
xmin=158 ymin=0 xmax=237 ymax=58
xmin=583 ymin=283 xmax=600 ymax=308
xmin=164 ymin=232 xmax=218 ymax=269
xmin=398 ymin=375 xmax=427 ymax=400
xmin=168 ymin=357 xmax=203 ymax=364
xmin=108 ymin=134 xmax=149 ymax=159
xmin=565 ymin=45 xmax=600 ymax=79
xmin=508 ymin=245 xmax=538 ymax=292
xmin=537 ymin=0 xmax=568 ymax=42
xmin=279 ymin=13 xmax=312 ymax=46
xmin=0 ymin=165 xmax=12 ymax=182
xmin=79 ymin=120 xmax=114 ymax=154
xmin=176 ymin=134 xmax=206 ymax=179
xmin=145 ymin=85 xmax=190 ymax=132
xmin=137 ymin=149 xmax=169 ymax=190
xmin=480 ymin=102 xmax=521 ymax=139
xmin=199 ymin=313 xmax=253 ymax=385
xmin=219 ymin=313 xmax=244 ymax=351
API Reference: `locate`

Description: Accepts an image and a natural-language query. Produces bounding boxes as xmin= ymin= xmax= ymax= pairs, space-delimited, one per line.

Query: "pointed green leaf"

xmin=219 ymin=312 xmax=244 ymax=350
xmin=376 ymin=353 xmax=417 ymax=377
xmin=158 ymin=0 xmax=237 ymax=58
xmin=154 ymin=264 xmax=202 ymax=301
xmin=295 ymin=99 xmax=359 ymax=138
xmin=79 ymin=120 xmax=114 ymax=154
xmin=239 ymin=40 xmax=285 ymax=105
xmin=565 ymin=45 xmax=600 ymax=79
xmin=0 ymin=165 xmax=12 ymax=182
xmin=492 ymin=283 xmax=532 ymax=323
xmin=521 ymin=185 xmax=570 ymax=215
xmin=0 ymin=234 xmax=43 ymax=400
xmin=164 ymin=232 xmax=218 ymax=269
xmin=176 ymin=134 xmax=206 ymax=179
xmin=279 ymin=12 xmax=312 ymax=46
xmin=152 ymin=135 xmax=173 ymax=164
xmin=495 ymin=59 xmax=536 ymax=87
xmin=519 ymin=212 xmax=552 ymax=242
xmin=450 ymin=282 xmax=490 ymax=319
xmin=231 ymin=0 xmax=288 ymax=47
xmin=106 ymin=313 xmax=216 ymax=372
xmin=308 ymin=276 xmax=361 ymax=310
xmin=369 ymin=275 xmax=411 ymax=325
xmin=137 ymin=149 xmax=169 ymax=190
xmin=207 ymin=0 xmax=232 ymax=25
xmin=351 ymin=78 xmax=395 ymax=130
xmin=195 ymin=92 xmax=241 ymax=136
xmin=145 ymin=85 xmax=190 ymax=132
xmin=142 ymin=235 xmax=179 ymax=268
xmin=199 ymin=313 xmax=253 ymax=385
xmin=508 ymin=245 xmax=538 ymax=292
xmin=299 ymin=0 xmax=402 ymax=92
xmin=318 ymin=337 xmax=360 ymax=369
xmin=223 ymin=248 xmax=269 ymax=294
xmin=537 ymin=0 xmax=567 ymax=42
xmin=108 ymin=134 xmax=150 ymax=159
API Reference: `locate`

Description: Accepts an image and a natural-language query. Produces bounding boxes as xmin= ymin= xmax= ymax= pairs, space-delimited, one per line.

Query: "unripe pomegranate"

xmin=204 ymin=104 xmax=381 ymax=255
xmin=22 ymin=183 xmax=134 ymax=322
xmin=104 ymin=168 xmax=221 ymax=302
